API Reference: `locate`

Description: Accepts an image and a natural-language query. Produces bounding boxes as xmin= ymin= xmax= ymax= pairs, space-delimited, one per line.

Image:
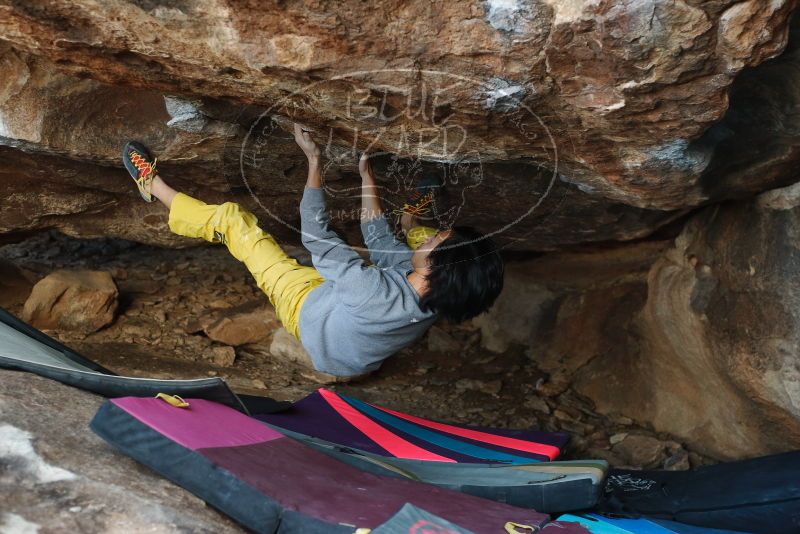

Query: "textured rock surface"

xmin=0 ymin=43 xmax=683 ymax=251
xmin=22 ymin=269 xmax=118 ymax=333
xmin=579 ymin=189 xmax=800 ymax=459
xmin=427 ymin=325 xmax=461 ymax=353
xmin=203 ymin=301 xmax=279 ymax=346
xmin=0 ymin=369 xmax=243 ymax=533
xmin=611 ymin=434 xmax=669 ymax=470
xmin=0 ymin=2 xmax=799 ymax=250
xmin=0 ymin=260 xmax=33 ymax=309
xmin=475 ymin=186 xmax=800 ymax=459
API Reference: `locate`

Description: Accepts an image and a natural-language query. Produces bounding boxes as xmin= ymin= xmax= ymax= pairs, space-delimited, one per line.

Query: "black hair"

xmin=419 ymin=226 xmax=504 ymax=323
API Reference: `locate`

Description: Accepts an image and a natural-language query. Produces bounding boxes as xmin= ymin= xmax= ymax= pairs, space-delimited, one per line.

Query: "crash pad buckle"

xmin=155 ymin=393 xmax=190 ymax=408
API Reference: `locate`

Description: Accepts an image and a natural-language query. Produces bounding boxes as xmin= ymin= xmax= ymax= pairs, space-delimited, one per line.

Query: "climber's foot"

xmin=122 ymin=141 xmax=159 ymax=203
xmin=397 ymin=175 xmax=443 ymax=225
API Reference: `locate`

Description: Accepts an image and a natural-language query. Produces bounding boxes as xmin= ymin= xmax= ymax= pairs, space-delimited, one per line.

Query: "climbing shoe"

xmin=122 ymin=141 xmax=158 ymax=202
xmin=398 ymin=175 xmax=443 ymax=220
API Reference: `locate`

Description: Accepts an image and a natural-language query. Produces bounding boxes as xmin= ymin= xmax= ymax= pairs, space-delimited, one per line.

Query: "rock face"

xmin=22 ymin=270 xmax=118 ymax=333
xmin=0 ymin=369 xmax=243 ymax=533
xmin=476 ymin=185 xmax=800 ymax=459
xmin=0 ymin=2 xmax=799 ymax=250
xmin=0 ymin=260 xmax=33 ymax=309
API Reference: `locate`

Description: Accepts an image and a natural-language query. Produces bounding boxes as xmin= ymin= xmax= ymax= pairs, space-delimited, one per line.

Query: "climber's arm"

xmin=359 ymin=153 xmax=383 ymax=223
xmin=295 ymin=123 xmax=323 ymax=190
xmin=359 ymin=153 xmax=412 ymax=268
xmin=299 ymin=187 xmax=385 ymax=307
xmin=299 ymin=187 xmax=366 ymax=275
xmin=294 ymin=125 xmax=383 ymax=303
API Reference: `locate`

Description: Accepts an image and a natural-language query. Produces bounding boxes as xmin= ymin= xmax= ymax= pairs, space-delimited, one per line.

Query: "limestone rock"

xmin=473 ymin=282 xmax=554 ymax=354
xmin=0 ymin=259 xmax=33 ymax=309
xmin=210 ymin=345 xmax=236 ymax=367
xmin=427 ymin=325 xmax=460 ymax=353
xmin=612 ymin=434 xmax=666 ymax=469
xmin=0 ymin=3 xmax=799 ymax=251
xmin=269 ymin=327 xmax=360 ymax=384
xmin=477 ymin=192 xmax=800 ymax=459
xmin=22 ymin=270 xmax=118 ymax=333
xmin=204 ymin=303 xmax=279 ymax=346
xmin=269 ymin=326 xmax=337 ymax=384
xmin=0 ymin=370 xmax=243 ymax=533
xmin=575 ymin=195 xmax=800 ymax=459
xmin=609 ymin=433 xmax=628 ymax=446
xmin=522 ymin=395 xmax=550 ymax=415
xmin=269 ymin=327 xmax=314 ymax=368
xmin=664 ymin=446 xmax=691 ymax=471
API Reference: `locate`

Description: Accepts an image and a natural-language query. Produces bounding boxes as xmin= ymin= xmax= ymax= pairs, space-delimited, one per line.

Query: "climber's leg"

xmin=121 ymin=140 xmax=322 ymax=339
xmin=167 ymin=192 xmax=324 ymax=338
xmin=405 ymin=224 xmax=439 ymax=250
xmin=396 ymin=211 xmax=437 ymax=250
xmin=397 ymin=175 xmax=443 ymax=249
xmin=149 ymin=175 xmax=179 ymax=209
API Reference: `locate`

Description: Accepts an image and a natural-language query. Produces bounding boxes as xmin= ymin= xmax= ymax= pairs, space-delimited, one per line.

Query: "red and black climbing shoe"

xmin=398 ymin=175 xmax=443 ymax=221
xmin=122 ymin=141 xmax=158 ymax=203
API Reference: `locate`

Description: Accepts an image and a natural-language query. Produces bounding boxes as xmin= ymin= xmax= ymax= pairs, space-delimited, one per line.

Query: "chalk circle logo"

xmin=237 ymin=69 xmax=558 ymax=256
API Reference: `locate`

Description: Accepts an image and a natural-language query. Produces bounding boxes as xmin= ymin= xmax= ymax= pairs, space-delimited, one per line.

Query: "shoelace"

xmin=394 ymin=191 xmax=435 ymax=217
xmin=130 ymin=151 xmax=158 ymax=182
xmin=129 ymin=150 xmax=158 ymax=199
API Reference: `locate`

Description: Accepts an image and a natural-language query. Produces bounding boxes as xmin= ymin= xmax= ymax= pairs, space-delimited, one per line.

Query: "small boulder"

xmin=269 ymin=327 xmax=314 ymax=368
xmin=522 ymin=395 xmax=551 ymax=414
xmin=612 ymin=434 xmax=666 ymax=469
xmin=663 ymin=442 xmax=691 ymax=471
xmin=205 ymin=305 xmax=278 ymax=346
xmin=609 ymin=432 xmax=628 ymax=445
xmin=210 ymin=346 xmax=236 ymax=367
xmin=22 ymin=270 xmax=118 ymax=333
xmin=427 ymin=325 xmax=460 ymax=352
xmin=270 ymin=328 xmax=356 ymax=384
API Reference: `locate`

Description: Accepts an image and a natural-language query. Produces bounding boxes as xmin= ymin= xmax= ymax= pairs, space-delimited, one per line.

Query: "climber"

xmin=121 ymin=124 xmax=503 ymax=377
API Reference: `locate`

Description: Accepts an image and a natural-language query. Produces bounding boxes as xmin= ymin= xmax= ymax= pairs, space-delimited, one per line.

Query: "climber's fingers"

xmin=359 ymin=152 xmax=374 ymax=180
xmin=293 ymin=123 xmax=319 ymax=157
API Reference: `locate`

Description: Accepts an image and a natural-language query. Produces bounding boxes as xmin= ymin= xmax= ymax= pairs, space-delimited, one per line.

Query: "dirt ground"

xmin=0 ymin=230 xmax=710 ymax=469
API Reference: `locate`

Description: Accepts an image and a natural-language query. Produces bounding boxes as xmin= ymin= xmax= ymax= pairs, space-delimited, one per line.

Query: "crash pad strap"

xmin=505 ymin=522 xmax=538 ymax=533
xmin=156 ymin=393 xmax=190 ymax=408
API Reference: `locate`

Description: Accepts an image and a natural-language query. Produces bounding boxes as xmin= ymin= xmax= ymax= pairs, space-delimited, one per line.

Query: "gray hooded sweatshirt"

xmin=296 ymin=186 xmax=437 ymax=376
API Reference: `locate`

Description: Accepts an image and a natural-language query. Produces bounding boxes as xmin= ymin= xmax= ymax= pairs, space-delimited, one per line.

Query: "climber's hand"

xmin=359 ymin=152 xmax=375 ymax=182
xmin=294 ymin=123 xmax=320 ymax=160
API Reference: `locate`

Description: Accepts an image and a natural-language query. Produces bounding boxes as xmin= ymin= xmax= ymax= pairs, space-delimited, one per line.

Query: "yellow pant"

xmin=168 ymin=193 xmax=436 ymax=339
xmin=405 ymin=225 xmax=438 ymax=250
